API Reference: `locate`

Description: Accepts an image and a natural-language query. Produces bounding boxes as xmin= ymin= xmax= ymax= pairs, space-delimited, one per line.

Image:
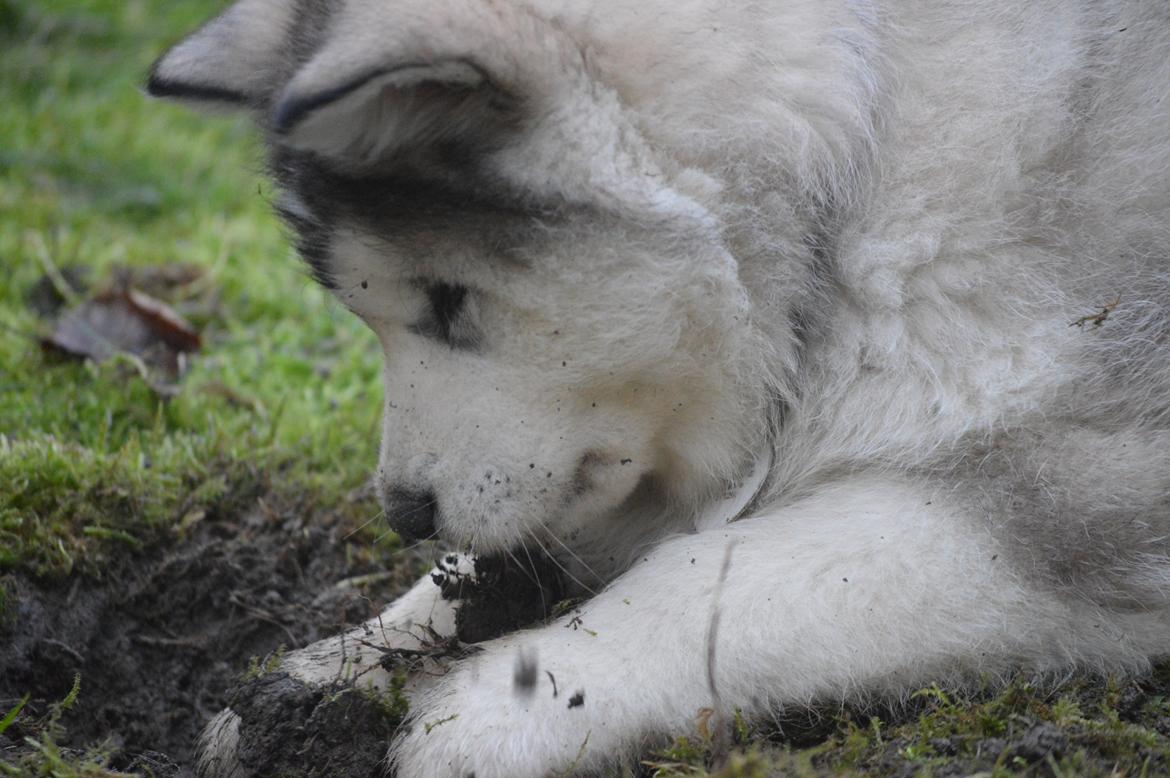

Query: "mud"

xmin=226 ymin=672 xmax=403 ymax=778
xmin=446 ymin=554 xmax=568 ymax=644
xmin=4 ymin=498 xmax=1167 ymax=777
xmin=199 ymin=552 xmax=567 ymax=777
xmin=0 ymin=493 xmax=413 ymax=775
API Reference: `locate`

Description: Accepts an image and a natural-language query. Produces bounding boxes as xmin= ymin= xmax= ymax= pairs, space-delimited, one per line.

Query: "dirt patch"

xmin=5 ymin=504 xmax=1168 ymax=778
xmin=224 ymin=671 xmax=404 ymax=778
xmin=0 ymin=494 xmax=415 ymax=774
xmin=441 ymin=554 xmax=568 ymax=644
xmin=202 ymin=552 xmax=568 ymax=777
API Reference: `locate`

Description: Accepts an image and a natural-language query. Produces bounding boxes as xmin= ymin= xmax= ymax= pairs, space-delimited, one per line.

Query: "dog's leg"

xmin=197 ymin=557 xmax=465 ymax=778
xmin=390 ymin=477 xmax=1168 ymax=777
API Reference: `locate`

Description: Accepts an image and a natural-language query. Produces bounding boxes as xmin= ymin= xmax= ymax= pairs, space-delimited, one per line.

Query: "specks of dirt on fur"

xmin=568 ymin=690 xmax=585 ymax=709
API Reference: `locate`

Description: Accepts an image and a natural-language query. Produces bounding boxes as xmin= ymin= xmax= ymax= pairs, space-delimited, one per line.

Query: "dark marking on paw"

xmin=546 ymin=670 xmax=558 ymax=698
xmin=513 ymin=650 xmax=538 ymax=695
xmin=568 ymin=690 xmax=585 ymax=709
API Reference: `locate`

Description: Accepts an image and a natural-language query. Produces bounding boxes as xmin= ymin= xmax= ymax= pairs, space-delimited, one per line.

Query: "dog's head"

xmin=150 ymin=0 xmax=776 ymax=555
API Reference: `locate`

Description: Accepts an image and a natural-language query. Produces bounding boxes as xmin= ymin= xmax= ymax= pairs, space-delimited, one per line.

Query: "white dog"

xmin=149 ymin=0 xmax=1170 ymax=775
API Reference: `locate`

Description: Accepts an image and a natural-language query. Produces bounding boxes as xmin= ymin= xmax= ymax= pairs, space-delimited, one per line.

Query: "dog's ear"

xmin=150 ymin=1 xmax=535 ymax=170
xmin=271 ymin=52 xmax=521 ymax=169
xmin=146 ymin=0 xmax=295 ymax=108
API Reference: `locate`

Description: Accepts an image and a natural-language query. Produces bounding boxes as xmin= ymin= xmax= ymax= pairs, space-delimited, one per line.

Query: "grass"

xmin=643 ymin=670 xmax=1170 ymax=777
xmin=0 ymin=0 xmax=388 ymax=579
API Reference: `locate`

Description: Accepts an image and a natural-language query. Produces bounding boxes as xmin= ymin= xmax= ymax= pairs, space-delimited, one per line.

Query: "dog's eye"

xmin=409 ymin=281 xmax=481 ymax=350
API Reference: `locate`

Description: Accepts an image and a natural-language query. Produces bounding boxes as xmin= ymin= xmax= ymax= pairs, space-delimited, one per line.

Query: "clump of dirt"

xmin=225 ymin=671 xmax=404 ymax=778
xmin=0 ymin=493 xmax=413 ymax=774
xmin=444 ymin=554 xmax=568 ymax=644
xmin=203 ymin=552 xmax=567 ymax=776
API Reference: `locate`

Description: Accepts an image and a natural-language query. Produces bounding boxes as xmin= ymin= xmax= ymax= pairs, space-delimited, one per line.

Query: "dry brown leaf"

xmin=41 ymin=287 xmax=202 ymax=379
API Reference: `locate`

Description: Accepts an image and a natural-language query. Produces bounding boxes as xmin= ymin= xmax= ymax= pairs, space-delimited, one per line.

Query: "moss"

xmin=638 ymin=666 xmax=1170 ymax=777
xmin=0 ymin=675 xmax=121 ymax=778
xmin=244 ymin=646 xmax=287 ymax=682
xmin=359 ymin=672 xmax=410 ymax=726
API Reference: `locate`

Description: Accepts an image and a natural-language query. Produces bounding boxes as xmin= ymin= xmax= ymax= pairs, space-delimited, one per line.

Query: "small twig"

xmin=132 ymin=634 xmax=204 ymax=648
xmin=1070 ymin=295 xmax=1120 ymax=328
xmin=40 ymin=639 xmax=84 ymax=666
xmin=227 ymin=594 xmax=298 ymax=645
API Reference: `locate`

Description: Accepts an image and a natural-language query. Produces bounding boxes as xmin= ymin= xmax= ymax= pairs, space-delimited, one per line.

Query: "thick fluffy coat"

xmin=149 ymin=0 xmax=1170 ymax=775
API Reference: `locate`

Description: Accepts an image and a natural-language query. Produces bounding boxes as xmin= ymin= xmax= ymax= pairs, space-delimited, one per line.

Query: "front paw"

xmin=391 ymin=641 xmax=601 ymax=778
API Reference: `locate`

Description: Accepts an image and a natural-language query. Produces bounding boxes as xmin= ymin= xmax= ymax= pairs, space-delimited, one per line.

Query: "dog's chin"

xmin=431 ymin=472 xmax=662 ymax=566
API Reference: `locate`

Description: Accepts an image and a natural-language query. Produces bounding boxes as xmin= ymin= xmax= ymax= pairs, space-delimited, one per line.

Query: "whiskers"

xmin=341 ymin=506 xmax=386 ymax=541
xmin=504 ymin=544 xmax=548 ymax=615
xmin=345 ymin=489 xmax=606 ymax=605
xmin=524 ymin=526 xmax=602 ymax=597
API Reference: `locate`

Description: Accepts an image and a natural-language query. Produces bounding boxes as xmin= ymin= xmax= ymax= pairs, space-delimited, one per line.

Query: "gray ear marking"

xmin=271 ymin=58 xmax=521 ymax=165
xmin=272 ymin=60 xmax=496 ymax=135
xmin=144 ymin=67 xmax=251 ymax=106
xmin=271 ymin=67 xmax=395 ymax=135
xmin=273 ymin=59 xmax=498 ymax=133
xmin=144 ymin=0 xmax=296 ymax=110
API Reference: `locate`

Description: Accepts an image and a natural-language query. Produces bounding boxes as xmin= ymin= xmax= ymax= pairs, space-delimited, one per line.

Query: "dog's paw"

xmin=390 ymin=637 xmax=613 ymax=778
xmin=196 ymin=570 xmax=461 ymax=777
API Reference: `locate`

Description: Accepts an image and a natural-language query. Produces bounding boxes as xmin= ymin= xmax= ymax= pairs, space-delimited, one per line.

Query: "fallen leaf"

xmin=41 ymin=287 xmax=202 ymax=379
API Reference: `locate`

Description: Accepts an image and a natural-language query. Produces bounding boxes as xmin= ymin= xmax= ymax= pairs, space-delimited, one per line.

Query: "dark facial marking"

xmin=409 ymin=281 xmax=480 ymax=350
xmin=274 ymin=200 xmax=335 ymax=289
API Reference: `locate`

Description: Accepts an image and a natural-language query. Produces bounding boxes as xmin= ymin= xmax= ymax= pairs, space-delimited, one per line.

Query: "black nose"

xmin=384 ymin=488 xmax=438 ymax=540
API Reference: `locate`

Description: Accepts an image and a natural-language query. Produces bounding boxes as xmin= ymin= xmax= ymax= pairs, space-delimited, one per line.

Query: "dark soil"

xmin=0 ymin=493 xmax=415 ymax=775
xmin=225 ymin=672 xmax=403 ymax=778
xmin=4 ymin=497 xmax=1169 ymax=777
xmin=442 ymin=554 xmax=568 ymax=644
xmin=205 ymin=552 xmax=568 ymax=777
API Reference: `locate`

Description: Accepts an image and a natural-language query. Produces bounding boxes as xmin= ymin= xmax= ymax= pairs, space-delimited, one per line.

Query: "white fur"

xmin=153 ymin=0 xmax=1170 ymax=775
